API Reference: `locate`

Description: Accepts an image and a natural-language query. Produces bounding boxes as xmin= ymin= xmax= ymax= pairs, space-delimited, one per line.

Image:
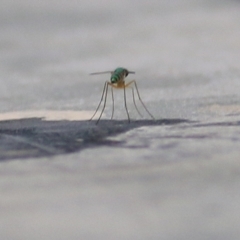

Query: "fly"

xmin=89 ymin=67 xmax=155 ymax=124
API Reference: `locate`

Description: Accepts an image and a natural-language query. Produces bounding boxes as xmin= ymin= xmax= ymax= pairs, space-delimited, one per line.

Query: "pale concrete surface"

xmin=1 ymin=0 xmax=240 ymax=239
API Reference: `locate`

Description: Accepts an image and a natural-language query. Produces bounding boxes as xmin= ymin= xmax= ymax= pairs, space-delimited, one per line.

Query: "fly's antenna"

xmin=128 ymin=71 xmax=135 ymax=74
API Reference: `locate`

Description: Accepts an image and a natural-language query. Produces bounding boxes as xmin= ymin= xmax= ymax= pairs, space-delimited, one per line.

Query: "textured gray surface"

xmin=1 ymin=0 xmax=240 ymax=239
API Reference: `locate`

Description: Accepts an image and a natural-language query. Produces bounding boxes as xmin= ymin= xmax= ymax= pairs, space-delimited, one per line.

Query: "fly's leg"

xmin=131 ymin=87 xmax=143 ymax=117
xmin=96 ymin=82 xmax=110 ymax=124
xmin=126 ymin=80 xmax=155 ymax=120
xmin=110 ymin=86 xmax=114 ymax=120
xmin=123 ymin=84 xmax=130 ymax=122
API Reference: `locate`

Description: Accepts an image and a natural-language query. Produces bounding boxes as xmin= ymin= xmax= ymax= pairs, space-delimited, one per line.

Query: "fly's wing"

xmin=90 ymin=69 xmax=135 ymax=76
xmin=90 ymin=71 xmax=113 ymax=75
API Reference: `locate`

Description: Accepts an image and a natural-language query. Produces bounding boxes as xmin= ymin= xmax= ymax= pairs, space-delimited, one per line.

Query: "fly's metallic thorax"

xmin=110 ymin=68 xmax=129 ymax=84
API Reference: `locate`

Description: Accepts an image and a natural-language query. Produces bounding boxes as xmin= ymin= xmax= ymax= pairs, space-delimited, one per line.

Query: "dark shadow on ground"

xmin=0 ymin=118 xmax=190 ymax=161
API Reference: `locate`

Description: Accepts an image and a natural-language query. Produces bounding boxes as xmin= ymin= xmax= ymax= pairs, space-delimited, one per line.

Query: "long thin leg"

xmin=123 ymin=84 xmax=130 ymax=122
xmin=132 ymin=87 xmax=143 ymax=117
xmin=133 ymin=81 xmax=155 ymax=120
xmin=96 ymin=82 xmax=109 ymax=124
xmin=90 ymin=82 xmax=107 ymax=121
xmin=110 ymin=86 xmax=114 ymax=120
xmin=126 ymin=80 xmax=155 ymax=120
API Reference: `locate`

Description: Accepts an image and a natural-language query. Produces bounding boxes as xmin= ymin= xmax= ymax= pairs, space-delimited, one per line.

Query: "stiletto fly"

xmin=89 ymin=67 xmax=155 ymax=124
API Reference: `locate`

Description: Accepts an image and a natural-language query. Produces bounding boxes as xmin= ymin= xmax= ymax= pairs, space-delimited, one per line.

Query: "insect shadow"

xmin=0 ymin=118 xmax=190 ymax=161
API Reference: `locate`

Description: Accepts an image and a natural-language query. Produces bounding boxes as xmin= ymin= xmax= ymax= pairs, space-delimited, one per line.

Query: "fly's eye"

xmin=125 ymin=71 xmax=129 ymax=77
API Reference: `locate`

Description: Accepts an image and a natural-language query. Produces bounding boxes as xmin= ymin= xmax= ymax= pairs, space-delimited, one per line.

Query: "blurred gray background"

xmin=1 ymin=0 xmax=240 ymax=116
xmin=1 ymin=0 xmax=240 ymax=239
